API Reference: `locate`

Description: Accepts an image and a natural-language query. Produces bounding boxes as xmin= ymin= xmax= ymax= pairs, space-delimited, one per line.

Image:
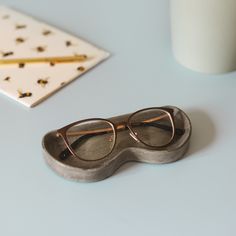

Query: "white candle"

xmin=171 ymin=0 xmax=236 ymax=74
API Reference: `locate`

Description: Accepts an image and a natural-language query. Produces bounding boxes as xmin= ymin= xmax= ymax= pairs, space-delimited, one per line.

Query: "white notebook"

xmin=0 ymin=6 xmax=109 ymax=107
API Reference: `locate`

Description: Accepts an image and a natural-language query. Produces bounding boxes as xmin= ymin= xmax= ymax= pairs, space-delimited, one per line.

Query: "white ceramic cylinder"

xmin=171 ymin=0 xmax=236 ymax=74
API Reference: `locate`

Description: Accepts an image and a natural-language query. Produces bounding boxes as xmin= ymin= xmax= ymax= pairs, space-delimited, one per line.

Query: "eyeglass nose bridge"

xmin=124 ymin=123 xmax=140 ymax=143
xmin=129 ymin=132 xmax=140 ymax=142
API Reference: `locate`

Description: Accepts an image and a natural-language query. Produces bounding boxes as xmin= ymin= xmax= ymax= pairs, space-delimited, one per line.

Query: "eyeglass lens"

xmin=129 ymin=109 xmax=174 ymax=147
xmin=66 ymin=120 xmax=115 ymax=161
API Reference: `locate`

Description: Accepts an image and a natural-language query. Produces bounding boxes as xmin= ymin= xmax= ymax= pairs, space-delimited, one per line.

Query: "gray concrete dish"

xmin=42 ymin=106 xmax=192 ymax=182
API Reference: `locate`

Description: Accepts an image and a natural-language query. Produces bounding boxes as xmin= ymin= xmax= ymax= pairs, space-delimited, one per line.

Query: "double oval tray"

xmin=42 ymin=106 xmax=192 ymax=182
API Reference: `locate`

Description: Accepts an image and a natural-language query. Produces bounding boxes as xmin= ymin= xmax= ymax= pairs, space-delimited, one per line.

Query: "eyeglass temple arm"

xmin=65 ymin=116 xmax=167 ymax=137
xmin=59 ymin=120 xmax=184 ymax=160
xmin=65 ymin=115 xmax=184 ymax=137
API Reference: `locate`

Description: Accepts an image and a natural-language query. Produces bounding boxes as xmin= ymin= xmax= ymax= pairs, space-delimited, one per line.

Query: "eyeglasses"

xmin=56 ymin=107 xmax=185 ymax=161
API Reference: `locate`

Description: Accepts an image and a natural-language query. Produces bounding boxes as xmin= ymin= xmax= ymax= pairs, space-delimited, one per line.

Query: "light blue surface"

xmin=0 ymin=1 xmax=235 ymax=235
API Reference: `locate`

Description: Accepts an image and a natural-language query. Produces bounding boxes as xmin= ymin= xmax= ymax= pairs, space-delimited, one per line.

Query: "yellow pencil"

xmin=0 ymin=55 xmax=87 ymax=65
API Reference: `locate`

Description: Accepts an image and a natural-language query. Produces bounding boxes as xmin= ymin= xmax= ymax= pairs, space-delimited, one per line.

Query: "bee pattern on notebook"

xmin=1 ymin=51 xmax=14 ymax=57
xmin=42 ymin=30 xmax=53 ymax=36
xmin=15 ymin=24 xmax=27 ymax=29
xmin=34 ymin=46 xmax=47 ymax=53
xmin=4 ymin=76 xmax=11 ymax=82
xmin=15 ymin=37 xmax=26 ymax=44
xmin=37 ymin=77 xmax=49 ymax=87
xmin=65 ymin=40 xmax=76 ymax=47
xmin=0 ymin=6 xmax=109 ymax=108
xmin=77 ymin=66 xmax=85 ymax=72
xmin=18 ymin=90 xmax=32 ymax=98
xmin=19 ymin=63 xmax=25 ymax=68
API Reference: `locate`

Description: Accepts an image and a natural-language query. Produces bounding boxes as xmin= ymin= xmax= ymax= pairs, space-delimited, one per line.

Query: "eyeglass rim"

xmin=127 ymin=107 xmax=176 ymax=149
xmin=57 ymin=118 xmax=117 ymax=162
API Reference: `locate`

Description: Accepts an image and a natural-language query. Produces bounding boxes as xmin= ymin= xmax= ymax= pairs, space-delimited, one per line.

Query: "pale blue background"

xmin=0 ymin=1 xmax=235 ymax=235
